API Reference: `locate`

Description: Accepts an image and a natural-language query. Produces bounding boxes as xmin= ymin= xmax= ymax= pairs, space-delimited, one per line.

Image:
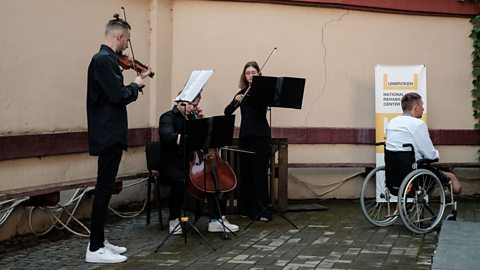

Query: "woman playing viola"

xmin=224 ymin=61 xmax=272 ymax=222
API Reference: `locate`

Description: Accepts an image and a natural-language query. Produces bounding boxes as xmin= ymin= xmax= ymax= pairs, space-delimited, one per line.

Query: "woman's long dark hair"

xmin=238 ymin=61 xmax=261 ymax=89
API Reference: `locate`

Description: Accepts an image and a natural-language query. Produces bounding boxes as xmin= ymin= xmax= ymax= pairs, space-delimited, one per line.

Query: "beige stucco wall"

xmin=169 ymin=0 xmax=479 ymax=199
xmin=0 ymin=0 xmax=478 ymax=195
xmin=0 ymin=0 xmax=157 ymax=134
xmin=0 ymin=0 xmax=478 ymax=240
xmin=171 ymin=1 xmax=474 ymax=130
xmin=0 ymin=146 xmax=145 ymax=191
xmin=0 ymin=0 xmax=171 ymax=240
xmin=0 ymin=0 xmax=174 ymax=192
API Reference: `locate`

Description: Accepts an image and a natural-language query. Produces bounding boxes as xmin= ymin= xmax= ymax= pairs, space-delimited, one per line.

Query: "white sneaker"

xmin=104 ymin=240 xmax=127 ymax=254
xmin=85 ymin=247 xmax=127 ymax=263
xmin=208 ymin=216 xmax=239 ymax=232
xmin=169 ymin=218 xmax=182 ymax=235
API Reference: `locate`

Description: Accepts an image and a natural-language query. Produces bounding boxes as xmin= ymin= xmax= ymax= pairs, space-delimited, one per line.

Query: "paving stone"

xmin=0 ymin=198 xmax=479 ymax=269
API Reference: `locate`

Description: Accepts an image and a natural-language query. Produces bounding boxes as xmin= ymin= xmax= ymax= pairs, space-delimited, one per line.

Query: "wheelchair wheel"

xmin=360 ymin=166 xmax=398 ymax=227
xmin=398 ymin=169 xmax=446 ymax=234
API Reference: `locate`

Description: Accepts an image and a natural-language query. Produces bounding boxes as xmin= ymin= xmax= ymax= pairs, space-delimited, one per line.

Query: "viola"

xmin=118 ymin=55 xmax=155 ymax=78
xmin=188 ymin=148 xmax=237 ymax=200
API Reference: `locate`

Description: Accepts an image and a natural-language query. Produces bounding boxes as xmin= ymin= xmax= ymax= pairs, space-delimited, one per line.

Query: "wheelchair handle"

xmin=379 ymin=142 xmax=438 ymax=165
xmin=402 ymin=143 xmax=414 ymax=151
xmin=378 ymin=142 xmax=415 ymax=152
xmin=416 ymin=158 xmax=439 ymax=165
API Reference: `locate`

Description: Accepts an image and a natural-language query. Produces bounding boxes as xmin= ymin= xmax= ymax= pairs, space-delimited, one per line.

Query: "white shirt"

xmin=385 ymin=115 xmax=439 ymax=161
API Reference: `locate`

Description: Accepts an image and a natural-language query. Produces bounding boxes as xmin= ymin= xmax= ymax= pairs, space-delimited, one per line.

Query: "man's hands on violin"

xmin=139 ymin=64 xmax=153 ymax=79
xmin=132 ymin=65 xmax=152 ymax=90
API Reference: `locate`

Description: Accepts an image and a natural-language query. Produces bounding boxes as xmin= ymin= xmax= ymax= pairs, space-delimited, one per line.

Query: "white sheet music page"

xmin=175 ymin=69 xmax=214 ymax=102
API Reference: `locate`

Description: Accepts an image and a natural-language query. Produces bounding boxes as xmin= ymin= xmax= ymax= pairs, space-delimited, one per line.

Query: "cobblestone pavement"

xmin=1 ymin=198 xmax=479 ymax=270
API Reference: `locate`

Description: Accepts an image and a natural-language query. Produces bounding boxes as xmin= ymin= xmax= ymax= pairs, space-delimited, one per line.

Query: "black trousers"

xmin=89 ymin=143 xmax=123 ymax=251
xmin=238 ymin=136 xmax=271 ymax=220
xmin=207 ymin=193 xmax=227 ymax=220
xmin=160 ymin=161 xmax=184 ymax=220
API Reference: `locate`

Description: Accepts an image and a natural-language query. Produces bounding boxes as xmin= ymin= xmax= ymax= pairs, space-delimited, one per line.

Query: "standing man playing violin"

xmin=86 ymin=15 xmax=152 ymax=264
xmin=159 ymin=94 xmax=239 ymax=235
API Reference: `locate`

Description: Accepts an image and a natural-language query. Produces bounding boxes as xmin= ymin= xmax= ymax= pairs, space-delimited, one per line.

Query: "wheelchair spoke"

xmin=367 ymin=200 xmax=389 ymax=220
xmin=360 ymin=166 xmax=399 ymax=227
xmin=408 ymin=203 xmax=432 ymax=229
xmin=398 ymin=169 xmax=447 ymax=234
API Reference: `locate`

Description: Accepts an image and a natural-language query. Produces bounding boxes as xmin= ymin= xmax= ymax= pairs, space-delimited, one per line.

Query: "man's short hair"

xmin=401 ymin=92 xmax=422 ymax=111
xmin=105 ymin=14 xmax=131 ymax=37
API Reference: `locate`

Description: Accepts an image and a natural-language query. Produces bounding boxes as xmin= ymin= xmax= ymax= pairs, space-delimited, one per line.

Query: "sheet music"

xmin=175 ymin=69 xmax=214 ymax=102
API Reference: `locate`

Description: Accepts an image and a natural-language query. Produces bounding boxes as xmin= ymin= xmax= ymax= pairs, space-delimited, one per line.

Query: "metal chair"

xmin=145 ymin=141 xmax=163 ymax=230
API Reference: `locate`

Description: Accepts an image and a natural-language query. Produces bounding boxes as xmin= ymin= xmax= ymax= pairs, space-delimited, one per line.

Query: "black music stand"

xmin=155 ymin=114 xmax=236 ymax=252
xmin=249 ymin=76 xmax=305 ymax=109
xmin=185 ymin=115 xmax=235 ymax=153
xmin=185 ymin=114 xmax=238 ymax=240
xmin=244 ymin=75 xmax=306 ymax=230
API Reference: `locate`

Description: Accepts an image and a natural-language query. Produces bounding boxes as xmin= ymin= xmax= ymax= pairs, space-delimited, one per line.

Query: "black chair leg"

xmin=146 ymin=175 xmax=152 ymax=225
xmin=155 ymin=177 xmax=164 ymax=230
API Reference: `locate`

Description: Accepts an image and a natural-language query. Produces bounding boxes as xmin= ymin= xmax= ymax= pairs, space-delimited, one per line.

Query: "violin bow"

xmin=121 ymin=7 xmax=145 ymax=93
xmin=260 ymin=47 xmax=277 ymax=73
xmin=121 ymin=7 xmax=139 ymax=76
xmin=240 ymin=47 xmax=277 ymax=101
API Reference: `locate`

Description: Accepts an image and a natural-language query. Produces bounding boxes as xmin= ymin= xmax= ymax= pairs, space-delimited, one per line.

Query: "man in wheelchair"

xmin=385 ymin=92 xmax=462 ymax=195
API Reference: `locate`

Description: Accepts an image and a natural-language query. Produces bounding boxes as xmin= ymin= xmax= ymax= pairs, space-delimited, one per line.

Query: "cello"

xmin=187 ymin=112 xmax=237 ymax=200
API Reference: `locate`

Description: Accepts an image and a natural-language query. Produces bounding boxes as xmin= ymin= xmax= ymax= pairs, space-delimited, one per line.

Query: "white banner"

xmin=374 ymin=65 xmax=427 ymax=201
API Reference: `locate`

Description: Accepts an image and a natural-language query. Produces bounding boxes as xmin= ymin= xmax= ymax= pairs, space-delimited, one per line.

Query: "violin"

xmin=118 ymin=55 xmax=155 ymax=78
xmin=115 ymin=7 xmax=155 ymax=88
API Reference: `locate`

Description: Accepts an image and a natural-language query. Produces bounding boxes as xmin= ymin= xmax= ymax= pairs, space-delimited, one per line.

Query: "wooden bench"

xmin=287 ymin=162 xmax=479 ymax=177
xmin=0 ymin=172 xmax=150 ymax=239
xmin=224 ymin=138 xmax=479 ymax=213
xmin=0 ymin=172 xmax=148 ymax=206
xmin=221 ymin=138 xmax=290 ymax=212
xmin=435 ymin=162 xmax=480 ymax=171
xmin=288 ymin=163 xmax=376 ymax=175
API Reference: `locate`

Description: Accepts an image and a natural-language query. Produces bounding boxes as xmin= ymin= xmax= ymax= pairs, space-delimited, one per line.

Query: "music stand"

xmin=249 ymin=75 xmax=305 ymax=109
xmin=244 ymin=75 xmax=306 ymax=230
xmin=185 ymin=115 xmax=235 ymax=152
xmin=185 ymin=115 xmax=238 ymax=240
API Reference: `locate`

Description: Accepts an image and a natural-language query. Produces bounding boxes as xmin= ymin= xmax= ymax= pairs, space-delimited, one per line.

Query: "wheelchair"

xmin=360 ymin=142 xmax=457 ymax=234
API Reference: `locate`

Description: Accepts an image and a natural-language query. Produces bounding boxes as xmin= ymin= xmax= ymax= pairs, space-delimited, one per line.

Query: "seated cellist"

xmin=158 ymin=94 xmax=239 ymax=235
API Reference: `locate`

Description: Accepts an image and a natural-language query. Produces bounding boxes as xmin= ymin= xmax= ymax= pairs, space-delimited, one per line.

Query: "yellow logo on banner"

xmin=383 ymin=73 xmax=418 ymax=90
xmin=375 ymin=113 xmax=398 ymax=153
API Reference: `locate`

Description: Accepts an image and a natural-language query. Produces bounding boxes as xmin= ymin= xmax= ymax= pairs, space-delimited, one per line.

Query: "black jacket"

xmin=158 ymin=106 xmax=187 ymax=165
xmin=224 ymin=88 xmax=270 ymax=138
xmin=86 ymin=45 xmax=139 ymax=155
